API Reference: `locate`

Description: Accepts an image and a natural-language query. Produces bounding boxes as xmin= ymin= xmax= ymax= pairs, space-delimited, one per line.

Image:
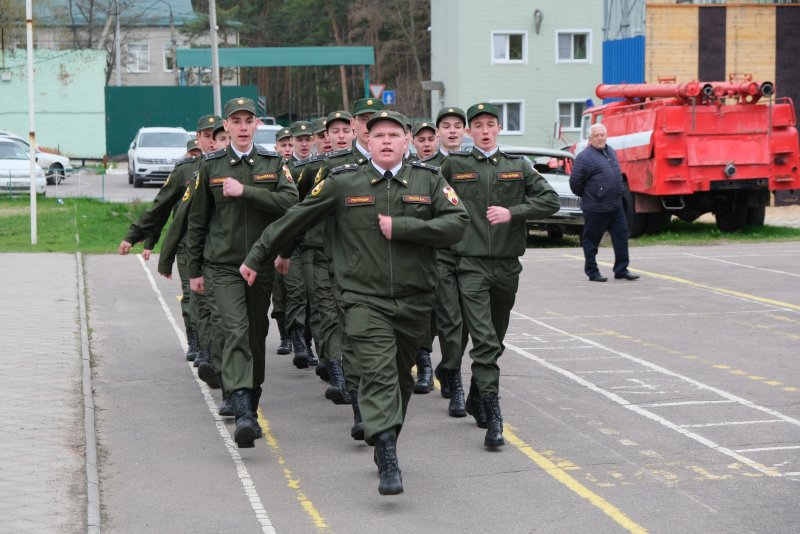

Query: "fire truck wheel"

xmin=622 ymin=183 xmax=647 ymax=238
xmin=715 ymin=203 xmax=748 ymax=232
xmin=646 ymin=212 xmax=670 ymax=235
xmin=746 ymin=206 xmax=766 ymax=227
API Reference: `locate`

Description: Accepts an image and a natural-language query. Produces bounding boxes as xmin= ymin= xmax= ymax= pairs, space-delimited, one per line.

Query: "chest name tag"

xmin=345 ymin=196 xmax=376 ymax=206
xmin=253 ymin=173 xmax=278 ymax=182
xmin=497 ymin=171 xmax=523 ymax=181
xmin=452 ymin=172 xmax=478 ymax=181
xmin=402 ymin=195 xmax=431 ymax=204
xmin=209 ymin=177 xmax=229 ymax=187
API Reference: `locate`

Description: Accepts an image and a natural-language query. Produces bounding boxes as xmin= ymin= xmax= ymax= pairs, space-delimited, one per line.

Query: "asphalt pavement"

xmin=3 ymin=241 xmax=800 ymax=533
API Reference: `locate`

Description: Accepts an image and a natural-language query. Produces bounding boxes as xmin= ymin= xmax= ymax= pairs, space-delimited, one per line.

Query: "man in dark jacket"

xmin=569 ymin=123 xmax=639 ymax=282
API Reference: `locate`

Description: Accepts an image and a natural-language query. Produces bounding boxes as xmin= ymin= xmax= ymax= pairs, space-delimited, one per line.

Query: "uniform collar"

xmin=354 ymin=139 xmax=371 ymax=159
xmin=471 ymin=146 xmax=501 ymax=164
xmin=229 ymin=144 xmax=254 ymax=163
xmin=369 ymin=161 xmax=408 ymax=186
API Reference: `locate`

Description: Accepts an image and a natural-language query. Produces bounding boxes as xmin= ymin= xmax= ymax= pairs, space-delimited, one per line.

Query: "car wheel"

xmin=47 ymin=164 xmax=65 ymax=185
xmin=128 ymin=169 xmax=133 ymax=185
xmin=547 ymin=227 xmax=564 ymax=240
xmin=133 ymin=176 xmax=144 ymax=188
xmin=715 ymin=202 xmax=748 ymax=232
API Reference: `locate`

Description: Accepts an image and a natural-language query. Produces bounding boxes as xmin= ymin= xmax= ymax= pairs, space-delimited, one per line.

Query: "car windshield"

xmin=254 ymin=129 xmax=277 ymax=145
xmin=139 ymin=132 xmax=187 ymax=147
xmin=0 ymin=142 xmax=27 ymax=160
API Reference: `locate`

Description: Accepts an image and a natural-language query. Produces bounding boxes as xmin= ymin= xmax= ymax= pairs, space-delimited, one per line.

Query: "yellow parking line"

xmin=563 ymin=254 xmax=800 ymax=312
xmin=505 ymin=426 xmax=648 ymax=534
xmin=258 ymin=409 xmax=330 ymax=532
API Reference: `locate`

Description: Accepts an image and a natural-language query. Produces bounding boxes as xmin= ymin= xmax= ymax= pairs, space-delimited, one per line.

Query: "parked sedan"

xmin=127 ymin=127 xmax=189 ymax=188
xmin=500 ymin=145 xmax=583 ymax=239
xmin=0 ymin=138 xmax=46 ymax=195
xmin=254 ymin=125 xmax=282 ymax=152
xmin=0 ymin=131 xmax=74 ymax=185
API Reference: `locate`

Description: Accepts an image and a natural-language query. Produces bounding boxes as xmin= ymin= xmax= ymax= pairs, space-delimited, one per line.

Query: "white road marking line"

xmin=507 ymin=310 xmax=800 ymax=477
xmin=781 ymin=472 xmax=800 ymax=476
xmin=547 ymin=355 xmax=626 ymax=362
xmin=683 ymin=253 xmax=800 ymax=278
xmin=576 ymin=370 xmax=659 ymax=374
xmin=640 ymin=400 xmax=737 ymax=408
xmin=137 ymin=255 xmax=276 ymax=533
xmin=680 ymin=420 xmax=786 ymax=428
xmin=735 ymin=445 xmax=800 ymax=453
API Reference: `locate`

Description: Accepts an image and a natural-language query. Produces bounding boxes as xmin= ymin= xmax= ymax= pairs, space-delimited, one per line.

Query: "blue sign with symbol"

xmin=382 ymin=90 xmax=396 ymax=105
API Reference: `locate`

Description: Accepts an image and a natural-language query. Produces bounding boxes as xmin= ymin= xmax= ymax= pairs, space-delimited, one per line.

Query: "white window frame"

xmin=557 ymin=99 xmax=586 ymax=132
xmin=555 ymin=30 xmax=592 ymax=63
xmin=490 ymin=100 xmax=525 ymax=135
xmin=126 ymin=43 xmax=150 ymax=73
xmin=163 ymin=43 xmax=176 ymax=72
xmin=491 ymin=31 xmax=527 ymax=64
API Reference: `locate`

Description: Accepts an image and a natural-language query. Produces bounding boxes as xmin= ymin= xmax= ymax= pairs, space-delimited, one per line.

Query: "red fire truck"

xmin=575 ymin=77 xmax=800 ymax=235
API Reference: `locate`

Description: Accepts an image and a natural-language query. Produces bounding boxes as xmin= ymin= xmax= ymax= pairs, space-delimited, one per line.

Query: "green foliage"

xmin=633 ymin=219 xmax=800 ymax=246
xmin=0 ymin=197 xmax=159 ymax=253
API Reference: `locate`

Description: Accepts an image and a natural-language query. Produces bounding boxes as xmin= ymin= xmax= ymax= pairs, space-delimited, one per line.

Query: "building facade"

xmin=430 ymin=0 xmax=604 ymax=148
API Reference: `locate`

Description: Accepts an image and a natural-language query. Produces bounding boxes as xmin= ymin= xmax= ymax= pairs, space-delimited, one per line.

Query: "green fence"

xmin=105 ymin=86 xmax=258 ymax=157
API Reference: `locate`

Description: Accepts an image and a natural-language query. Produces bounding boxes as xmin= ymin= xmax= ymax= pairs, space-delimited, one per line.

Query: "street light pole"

xmin=26 ymin=0 xmax=37 ymax=244
xmin=115 ymin=0 xmax=121 ymax=86
xmin=209 ymin=0 xmax=221 ymax=116
xmin=167 ymin=5 xmax=178 ymax=85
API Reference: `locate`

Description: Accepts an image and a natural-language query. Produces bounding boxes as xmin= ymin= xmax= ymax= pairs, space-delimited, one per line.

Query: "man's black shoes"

xmin=589 ymin=274 xmax=608 ymax=282
xmin=615 ymin=272 xmax=640 ymax=281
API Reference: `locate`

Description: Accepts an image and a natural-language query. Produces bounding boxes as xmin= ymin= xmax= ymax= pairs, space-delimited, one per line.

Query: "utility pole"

xmin=209 ymin=0 xmax=221 ymax=115
xmin=115 ymin=0 xmax=122 ymax=86
xmin=25 ymin=0 xmax=36 ymax=244
xmin=168 ymin=6 xmax=178 ymax=85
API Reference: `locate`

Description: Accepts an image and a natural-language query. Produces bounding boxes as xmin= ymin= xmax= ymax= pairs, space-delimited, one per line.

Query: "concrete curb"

xmin=77 ymin=252 xmax=101 ymax=533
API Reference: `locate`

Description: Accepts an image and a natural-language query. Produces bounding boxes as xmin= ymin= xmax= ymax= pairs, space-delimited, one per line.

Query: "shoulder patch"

xmin=411 ymin=161 xmax=439 ymax=172
xmin=203 ymin=148 xmax=226 ymax=160
xmin=255 ymin=146 xmax=280 ymax=157
xmin=326 ymin=148 xmax=352 ymax=158
xmin=449 ymin=150 xmax=472 ymax=157
xmin=175 ymin=156 xmax=196 ymax=167
xmin=293 ymin=154 xmax=324 ymax=168
xmin=330 ymin=163 xmax=360 ymax=176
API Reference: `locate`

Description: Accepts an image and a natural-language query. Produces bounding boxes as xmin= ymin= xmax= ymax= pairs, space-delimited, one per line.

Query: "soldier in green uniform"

xmin=159 ymin=121 xmax=235 ymax=415
xmin=118 ymin=115 xmax=217 ymax=365
xmin=282 ymin=120 xmax=319 ymax=368
xmin=187 ymin=97 xmax=298 ymax=448
xmin=271 ymin=126 xmax=294 ymax=355
xmin=240 ymin=110 xmax=470 ymax=495
xmin=440 ymin=103 xmax=559 ymax=449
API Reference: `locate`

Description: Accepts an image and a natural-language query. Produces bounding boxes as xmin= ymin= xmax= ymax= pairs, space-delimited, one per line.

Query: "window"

xmin=492 ymin=32 xmax=526 ymax=63
xmin=556 ymin=31 xmax=591 ymax=62
xmin=558 ymin=100 xmax=585 ymax=131
xmin=126 ymin=43 xmax=150 ymax=73
xmin=163 ymin=44 xmax=175 ymax=72
xmin=491 ymin=101 xmax=524 ymax=134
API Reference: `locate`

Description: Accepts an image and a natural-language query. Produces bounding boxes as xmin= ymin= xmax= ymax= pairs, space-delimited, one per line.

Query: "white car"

xmin=0 ymin=138 xmax=47 ymax=195
xmin=0 ymin=131 xmax=74 ymax=185
xmin=127 ymin=127 xmax=189 ymax=188
xmin=254 ymin=125 xmax=282 ymax=152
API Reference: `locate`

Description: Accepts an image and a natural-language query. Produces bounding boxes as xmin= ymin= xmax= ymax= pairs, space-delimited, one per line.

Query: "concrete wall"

xmin=431 ymin=0 xmax=603 ymax=148
xmin=0 ymin=49 xmax=106 ymax=158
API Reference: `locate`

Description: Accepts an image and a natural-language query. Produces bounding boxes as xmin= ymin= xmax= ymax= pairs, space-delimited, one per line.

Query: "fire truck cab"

xmin=575 ymin=78 xmax=800 ymax=236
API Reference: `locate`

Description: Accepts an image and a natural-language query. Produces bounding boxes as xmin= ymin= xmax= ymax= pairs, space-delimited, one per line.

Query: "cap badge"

xmin=367 ymin=99 xmax=374 ymax=105
xmin=237 ymin=99 xmax=244 ymax=105
xmin=478 ymin=104 xmax=485 ymax=110
xmin=381 ymin=112 xmax=388 ymax=117
xmin=209 ymin=117 xmax=215 ymax=123
xmin=301 ymin=125 xmax=306 ymax=130
xmin=448 ymin=108 xmax=454 ymax=112
xmin=335 ymin=112 xmax=341 ymax=117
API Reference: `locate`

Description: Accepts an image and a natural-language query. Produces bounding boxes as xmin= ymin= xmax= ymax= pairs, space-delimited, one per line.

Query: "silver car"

xmin=127 ymin=127 xmax=189 ymax=188
xmin=0 ymin=138 xmax=47 ymax=195
xmin=500 ymin=145 xmax=583 ymax=239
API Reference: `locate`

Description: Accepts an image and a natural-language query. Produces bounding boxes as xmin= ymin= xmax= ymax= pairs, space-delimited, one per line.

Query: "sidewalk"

xmin=0 ymin=253 xmax=86 ymax=533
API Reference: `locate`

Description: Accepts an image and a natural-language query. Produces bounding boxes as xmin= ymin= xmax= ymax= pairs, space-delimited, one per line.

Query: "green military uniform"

xmin=186 ymin=133 xmax=298 ymax=398
xmin=244 ymin=151 xmax=469 ymax=446
xmin=440 ymin=102 xmax=559 ymax=448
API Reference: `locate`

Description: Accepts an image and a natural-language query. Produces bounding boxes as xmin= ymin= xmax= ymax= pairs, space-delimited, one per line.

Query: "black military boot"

xmin=306 ymin=330 xmax=319 ymax=366
xmin=350 ymin=390 xmax=364 ymax=441
xmin=434 ymin=363 xmax=450 ymax=398
xmin=324 ymin=359 xmax=348 ymax=405
xmin=231 ymin=389 xmax=257 ymax=448
xmin=251 ymin=385 xmax=263 ymax=439
xmin=315 ymin=361 xmax=330 ymax=382
xmin=197 ymin=347 xmax=221 ymax=389
xmin=413 ymin=348 xmax=434 ymax=394
xmin=185 ymin=327 xmax=200 ymax=362
xmin=277 ymin=321 xmax=292 ymax=355
xmin=374 ymin=431 xmax=403 ymax=495
xmin=482 ymin=393 xmax=504 ymax=449
xmin=218 ymin=374 xmax=234 ymax=416
xmin=290 ymin=326 xmax=309 ymax=369
xmin=444 ymin=369 xmax=466 ymax=417
xmin=465 ymin=378 xmax=488 ymax=428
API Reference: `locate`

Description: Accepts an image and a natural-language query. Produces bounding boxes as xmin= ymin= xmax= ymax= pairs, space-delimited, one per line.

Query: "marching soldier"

xmin=311 ymin=117 xmax=332 ymax=155
xmin=440 ymin=103 xmax=559 ymax=449
xmin=240 ymin=110 xmax=469 ymax=495
xmin=271 ymin=125 xmax=295 ymax=355
xmin=187 ymin=97 xmax=298 ymax=449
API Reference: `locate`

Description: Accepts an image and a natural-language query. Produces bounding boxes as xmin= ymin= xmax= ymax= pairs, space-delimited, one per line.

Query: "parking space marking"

xmin=504 ymin=426 xmax=648 ymax=534
xmin=562 ymin=254 xmax=800 ymax=313
xmin=641 ymin=400 xmax=735 ymax=408
xmin=679 ymin=420 xmax=786 ymax=428
xmin=735 ymin=445 xmax=800 ymax=453
xmin=682 ymin=253 xmax=800 ymax=278
xmin=507 ymin=310 xmax=800 ymax=477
